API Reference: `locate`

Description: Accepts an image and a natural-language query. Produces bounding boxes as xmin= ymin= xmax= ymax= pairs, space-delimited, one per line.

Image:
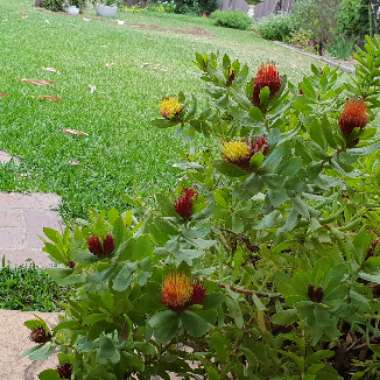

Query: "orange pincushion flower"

xmin=252 ymin=63 xmax=282 ymax=107
xmin=339 ymin=99 xmax=368 ymax=136
xmin=162 ymin=273 xmax=193 ymax=312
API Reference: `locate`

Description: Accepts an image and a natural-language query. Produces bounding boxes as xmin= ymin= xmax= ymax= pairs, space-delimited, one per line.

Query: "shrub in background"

xmin=173 ymin=0 xmax=199 ymax=14
xmin=211 ymin=10 xmax=252 ymax=30
xmin=174 ymin=0 xmax=218 ymax=15
xmin=289 ymin=28 xmax=315 ymax=51
xmin=291 ymin=0 xmax=339 ymax=54
xmin=69 ymin=0 xmax=87 ymax=9
xmin=257 ymin=14 xmax=295 ymax=41
xmin=23 ymin=37 xmax=380 ymax=379
xmin=337 ymin=0 xmax=369 ymax=39
xmin=41 ymin=0 xmax=65 ymax=11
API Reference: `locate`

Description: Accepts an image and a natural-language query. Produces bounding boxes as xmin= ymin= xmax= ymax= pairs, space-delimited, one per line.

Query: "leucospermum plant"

xmin=25 ymin=37 xmax=380 ymax=379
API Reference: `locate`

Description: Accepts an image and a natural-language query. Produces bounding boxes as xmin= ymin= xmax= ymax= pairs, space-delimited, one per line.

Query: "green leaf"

xmin=39 ymin=369 xmax=61 ymax=380
xmin=225 ymin=296 xmax=244 ymax=328
xmin=148 ymin=310 xmax=180 ymax=343
xmin=214 ymin=160 xmax=248 ymax=177
xmin=359 ymin=271 xmax=380 ymax=284
xmin=120 ymin=235 xmax=154 ymax=261
xmin=97 ymin=335 xmax=121 ymax=365
xmin=250 ymin=151 xmax=264 ymax=169
xmin=272 ymin=309 xmax=298 ymax=325
xmin=181 ymin=310 xmax=211 ymax=337
xmin=23 ymin=342 xmax=55 ymax=361
xmin=112 ymin=262 xmax=136 ymax=292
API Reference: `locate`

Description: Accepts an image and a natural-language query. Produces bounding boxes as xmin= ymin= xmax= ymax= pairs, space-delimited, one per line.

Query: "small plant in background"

xmin=40 ymin=0 xmax=65 ymax=11
xmin=257 ymin=13 xmax=295 ymax=41
xmin=211 ymin=10 xmax=252 ymax=30
xmin=23 ymin=37 xmax=380 ymax=379
xmin=147 ymin=0 xmax=176 ymax=13
xmin=328 ymin=35 xmax=357 ymax=59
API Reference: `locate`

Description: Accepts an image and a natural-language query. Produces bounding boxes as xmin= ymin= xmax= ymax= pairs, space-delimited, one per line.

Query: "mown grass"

xmin=0 ymin=0 xmax=317 ymax=220
xmin=0 ymin=263 xmax=67 ymax=311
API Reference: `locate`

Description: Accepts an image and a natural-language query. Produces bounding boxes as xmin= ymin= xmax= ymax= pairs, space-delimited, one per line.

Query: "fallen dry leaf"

xmin=69 ymin=159 xmax=80 ymax=166
xmin=21 ymin=79 xmax=53 ymax=86
xmin=63 ymin=128 xmax=89 ymax=137
xmin=88 ymin=84 xmax=97 ymax=94
xmin=37 ymin=95 xmax=62 ymax=102
xmin=43 ymin=67 xmax=58 ymax=73
xmin=0 ymin=93 xmax=9 ymax=98
xmin=105 ymin=62 xmax=115 ymax=69
xmin=116 ymin=20 xmax=125 ymax=25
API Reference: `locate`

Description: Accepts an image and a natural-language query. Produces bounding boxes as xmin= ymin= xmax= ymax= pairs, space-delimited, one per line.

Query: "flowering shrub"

xmin=24 ymin=37 xmax=380 ymax=379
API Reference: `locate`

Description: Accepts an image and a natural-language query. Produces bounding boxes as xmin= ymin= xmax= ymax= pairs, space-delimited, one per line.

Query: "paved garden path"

xmin=0 ymin=310 xmax=58 ymax=380
xmin=0 ymin=193 xmax=62 ymax=266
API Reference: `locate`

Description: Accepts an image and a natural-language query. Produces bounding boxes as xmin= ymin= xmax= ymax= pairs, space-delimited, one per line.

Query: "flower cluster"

xmin=252 ymin=63 xmax=282 ymax=108
xmin=174 ymin=187 xmax=198 ymax=219
xmin=161 ymin=273 xmax=206 ymax=312
xmin=160 ymin=96 xmax=184 ymax=120
xmin=87 ymin=234 xmax=115 ymax=258
xmin=223 ymin=136 xmax=269 ymax=170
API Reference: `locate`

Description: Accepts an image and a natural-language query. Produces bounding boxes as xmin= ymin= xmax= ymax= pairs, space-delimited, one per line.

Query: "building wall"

xmin=220 ymin=0 xmax=249 ymax=13
xmin=254 ymin=0 xmax=295 ymax=20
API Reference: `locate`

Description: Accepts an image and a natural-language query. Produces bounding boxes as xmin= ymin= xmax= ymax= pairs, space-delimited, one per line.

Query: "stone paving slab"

xmin=0 ymin=310 xmax=58 ymax=380
xmin=0 ymin=193 xmax=62 ymax=267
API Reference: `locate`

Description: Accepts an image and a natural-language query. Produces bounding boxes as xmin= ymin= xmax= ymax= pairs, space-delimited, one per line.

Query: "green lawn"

xmin=0 ymin=0 xmax=317 ymax=219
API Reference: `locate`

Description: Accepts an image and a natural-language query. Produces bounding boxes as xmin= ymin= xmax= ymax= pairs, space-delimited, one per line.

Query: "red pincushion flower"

xmin=339 ymin=99 xmax=368 ymax=136
xmin=251 ymin=135 xmax=270 ymax=156
xmin=57 ymin=363 xmax=72 ymax=379
xmin=252 ymin=63 xmax=282 ymax=108
xmin=87 ymin=235 xmax=103 ymax=256
xmin=191 ymin=282 xmax=206 ymax=305
xmin=103 ymin=234 xmax=115 ymax=256
xmin=174 ymin=187 xmax=197 ymax=219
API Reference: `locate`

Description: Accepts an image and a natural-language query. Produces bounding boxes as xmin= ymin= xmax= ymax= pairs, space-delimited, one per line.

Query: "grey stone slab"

xmin=0 ymin=193 xmax=62 ymax=266
xmin=0 ymin=310 xmax=58 ymax=380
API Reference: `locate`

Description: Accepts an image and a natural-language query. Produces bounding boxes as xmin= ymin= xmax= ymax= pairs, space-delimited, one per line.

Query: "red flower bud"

xmin=103 ymin=234 xmax=115 ymax=256
xmin=307 ymin=285 xmax=324 ymax=303
xmin=191 ymin=282 xmax=206 ymax=305
xmin=251 ymin=135 xmax=270 ymax=156
xmin=174 ymin=187 xmax=198 ymax=220
xmin=30 ymin=327 xmax=50 ymax=344
xmin=87 ymin=235 xmax=103 ymax=257
xmin=252 ymin=63 xmax=282 ymax=108
xmin=339 ymin=99 xmax=368 ymax=136
xmin=57 ymin=363 xmax=72 ymax=379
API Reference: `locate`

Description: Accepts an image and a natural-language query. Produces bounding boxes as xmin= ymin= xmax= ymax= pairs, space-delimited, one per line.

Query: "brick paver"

xmin=0 ymin=193 xmax=62 ymax=266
